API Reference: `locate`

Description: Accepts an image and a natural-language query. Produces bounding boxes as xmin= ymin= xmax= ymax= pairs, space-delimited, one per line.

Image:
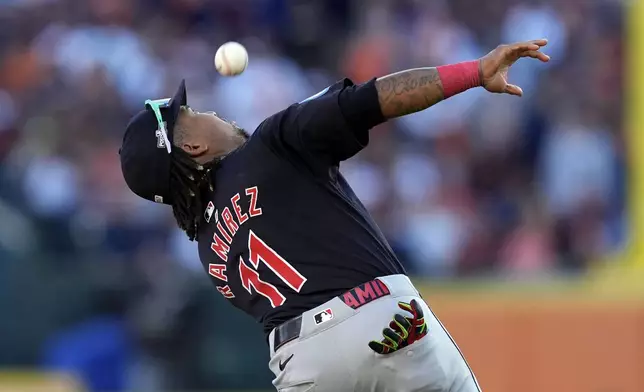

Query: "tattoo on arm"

xmin=375 ymin=68 xmax=444 ymax=119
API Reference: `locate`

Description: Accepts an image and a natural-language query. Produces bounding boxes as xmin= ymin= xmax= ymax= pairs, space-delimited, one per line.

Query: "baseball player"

xmin=120 ymin=39 xmax=549 ymax=391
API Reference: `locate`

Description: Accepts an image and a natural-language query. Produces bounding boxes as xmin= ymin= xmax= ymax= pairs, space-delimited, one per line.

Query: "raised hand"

xmin=479 ymin=39 xmax=550 ymax=96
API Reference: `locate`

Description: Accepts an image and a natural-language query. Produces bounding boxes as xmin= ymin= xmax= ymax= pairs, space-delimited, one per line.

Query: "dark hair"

xmin=169 ymin=149 xmax=217 ymax=241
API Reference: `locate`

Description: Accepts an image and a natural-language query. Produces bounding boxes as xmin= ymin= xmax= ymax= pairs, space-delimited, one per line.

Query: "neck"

xmin=216 ymin=133 xmax=247 ymax=159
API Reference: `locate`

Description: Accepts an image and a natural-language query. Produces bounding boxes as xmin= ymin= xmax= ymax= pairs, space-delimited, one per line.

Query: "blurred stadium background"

xmin=0 ymin=0 xmax=643 ymax=391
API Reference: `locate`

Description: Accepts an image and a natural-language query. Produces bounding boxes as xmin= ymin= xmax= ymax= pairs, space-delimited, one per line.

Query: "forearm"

xmin=375 ymin=61 xmax=481 ymax=119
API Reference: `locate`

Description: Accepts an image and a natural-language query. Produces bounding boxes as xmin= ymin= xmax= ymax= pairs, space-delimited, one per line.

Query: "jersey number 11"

xmin=239 ymin=230 xmax=307 ymax=308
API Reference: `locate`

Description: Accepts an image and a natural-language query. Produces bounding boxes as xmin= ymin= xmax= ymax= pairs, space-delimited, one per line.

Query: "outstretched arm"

xmin=375 ymin=39 xmax=550 ymax=119
xmin=375 ymin=67 xmax=455 ymax=118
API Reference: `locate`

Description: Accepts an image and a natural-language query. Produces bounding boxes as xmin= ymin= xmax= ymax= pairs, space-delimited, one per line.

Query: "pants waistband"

xmin=269 ymin=274 xmax=419 ymax=354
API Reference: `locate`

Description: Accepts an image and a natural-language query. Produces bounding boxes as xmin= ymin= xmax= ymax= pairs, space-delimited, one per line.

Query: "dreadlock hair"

xmin=169 ymin=108 xmax=248 ymax=241
xmin=169 ymin=148 xmax=218 ymax=241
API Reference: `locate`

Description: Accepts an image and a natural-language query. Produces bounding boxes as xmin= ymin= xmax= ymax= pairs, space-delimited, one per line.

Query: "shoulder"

xmin=254 ymin=78 xmax=359 ymax=138
xmin=251 ymin=106 xmax=301 ymax=161
xmin=298 ymin=78 xmax=355 ymax=103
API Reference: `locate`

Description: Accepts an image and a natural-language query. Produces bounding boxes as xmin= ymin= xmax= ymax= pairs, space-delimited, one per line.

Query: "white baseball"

xmin=214 ymin=42 xmax=248 ymax=76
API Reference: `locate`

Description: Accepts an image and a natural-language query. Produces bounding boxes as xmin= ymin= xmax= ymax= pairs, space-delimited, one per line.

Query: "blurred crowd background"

xmin=0 ymin=0 xmax=630 ymax=391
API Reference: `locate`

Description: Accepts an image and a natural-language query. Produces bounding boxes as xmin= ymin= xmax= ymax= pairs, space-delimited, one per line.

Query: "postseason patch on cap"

xmin=313 ymin=308 xmax=334 ymax=325
xmin=154 ymin=195 xmax=164 ymax=203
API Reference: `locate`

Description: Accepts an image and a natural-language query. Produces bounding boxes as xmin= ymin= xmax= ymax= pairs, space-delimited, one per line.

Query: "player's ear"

xmin=174 ymin=120 xmax=209 ymax=158
xmin=180 ymin=142 xmax=208 ymax=158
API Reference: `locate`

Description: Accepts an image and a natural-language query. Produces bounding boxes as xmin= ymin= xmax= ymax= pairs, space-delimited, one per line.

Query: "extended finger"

xmin=515 ymin=39 xmax=548 ymax=49
xmin=383 ymin=328 xmax=404 ymax=347
xmin=388 ymin=320 xmax=401 ymax=335
xmin=530 ymin=39 xmax=548 ymax=47
xmin=510 ymin=39 xmax=548 ymax=53
xmin=398 ymin=301 xmax=413 ymax=314
xmin=392 ymin=314 xmax=411 ymax=336
xmin=409 ymin=299 xmax=424 ymax=317
xmin=520 ymin=50 xmax=550 ymax=62
xmin=369 ymin=340 xmax=391 ymax=354
xmin=504 ymin=84 xmax=523 ymax=97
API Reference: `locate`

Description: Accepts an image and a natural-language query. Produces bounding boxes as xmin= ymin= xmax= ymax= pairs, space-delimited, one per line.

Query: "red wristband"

xmin=436 ymin=61 xmax=481 ymax=99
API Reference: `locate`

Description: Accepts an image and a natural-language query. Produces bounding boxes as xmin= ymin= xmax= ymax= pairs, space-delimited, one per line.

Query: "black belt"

xmin=273 ymin=315 xmax=302 ymax=352
xmin=273 ymin=278 xmax=391 ymax=352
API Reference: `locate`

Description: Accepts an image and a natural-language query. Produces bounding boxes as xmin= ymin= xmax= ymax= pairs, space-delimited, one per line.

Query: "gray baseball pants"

xmin=268 ymin=274 xmax=482 ymax=392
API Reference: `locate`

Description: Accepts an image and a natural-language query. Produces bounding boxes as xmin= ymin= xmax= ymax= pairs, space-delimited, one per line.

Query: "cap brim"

xmin=172 ymin=79 xmax=187 ymax=108
xmin=166 ymin=79 xmax=187 ymax=144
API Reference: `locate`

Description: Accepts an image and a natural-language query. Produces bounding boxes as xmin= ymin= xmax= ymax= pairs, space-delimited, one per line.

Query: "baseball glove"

xmin=368 ymin=299 xmax=428 ymax=354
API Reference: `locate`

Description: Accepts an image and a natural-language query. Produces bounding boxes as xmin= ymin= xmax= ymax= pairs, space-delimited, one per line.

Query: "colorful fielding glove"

xmin=368 ymin=299 xmax=428 ymax=354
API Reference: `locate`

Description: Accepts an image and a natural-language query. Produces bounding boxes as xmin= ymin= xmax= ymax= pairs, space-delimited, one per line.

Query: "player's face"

xmin=175 ymin=107 xmax=248 ymax=163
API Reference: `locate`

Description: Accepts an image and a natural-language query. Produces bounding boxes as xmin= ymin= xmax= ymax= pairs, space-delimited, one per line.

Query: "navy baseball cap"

xmin=119 ymin=80 xmax=187 ymax=205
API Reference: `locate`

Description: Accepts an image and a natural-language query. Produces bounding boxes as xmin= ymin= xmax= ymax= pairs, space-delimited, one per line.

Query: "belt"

xmin=273 ymin=278 xmax=391 ymax=352
xmin=273 ymin=315 xmax=302 ymax=352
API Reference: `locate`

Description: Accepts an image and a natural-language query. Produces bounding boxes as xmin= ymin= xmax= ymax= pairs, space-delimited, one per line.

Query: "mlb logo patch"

xmin=313 ymin=308 xmax=333 ymax=325
xmin=204 ymin=201 xmax=215 ymax=223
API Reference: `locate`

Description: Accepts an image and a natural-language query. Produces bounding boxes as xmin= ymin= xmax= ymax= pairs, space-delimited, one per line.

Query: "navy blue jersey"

xmin=196 ymin=78 xmax=405 ymax=335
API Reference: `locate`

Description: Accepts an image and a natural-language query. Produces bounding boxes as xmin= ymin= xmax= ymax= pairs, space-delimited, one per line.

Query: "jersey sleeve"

xmin=258 ymin=78 xmax=385 ymax=166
